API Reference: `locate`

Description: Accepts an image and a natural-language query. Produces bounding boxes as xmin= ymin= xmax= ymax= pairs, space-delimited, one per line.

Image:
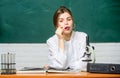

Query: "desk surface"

xmin=0 ymin=72 xmax=120 ymax=78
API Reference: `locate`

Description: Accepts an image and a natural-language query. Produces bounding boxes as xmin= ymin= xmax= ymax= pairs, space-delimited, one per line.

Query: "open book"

xmin=46 ymin=68 xmax=80 ymax=73
xmin=17 ymin=67 xmax=46 ymax=74
xmin=17 ymin=67 xmax=80 ymax=74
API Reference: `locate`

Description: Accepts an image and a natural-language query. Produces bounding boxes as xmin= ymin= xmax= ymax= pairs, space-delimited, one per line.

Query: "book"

xmin=46 ymin=68 xmax=80 ymax=73
xmin=17 ymin=67 xmax=80 ymax=74
xmin=17 ymin=67 xmax=46 ymax=74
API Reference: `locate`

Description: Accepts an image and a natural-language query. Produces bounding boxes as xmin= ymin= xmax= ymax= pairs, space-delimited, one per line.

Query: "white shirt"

xmin=46 ymin=31 xmax=87 ymax=71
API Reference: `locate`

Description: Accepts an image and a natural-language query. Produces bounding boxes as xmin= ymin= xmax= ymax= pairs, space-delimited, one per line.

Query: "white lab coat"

xmin=46 ymin=31 xmax=87 ymax=71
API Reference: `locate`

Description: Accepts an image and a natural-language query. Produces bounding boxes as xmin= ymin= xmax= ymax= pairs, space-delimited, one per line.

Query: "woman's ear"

xmin=73 ymin=23 xmax=76 ymax=31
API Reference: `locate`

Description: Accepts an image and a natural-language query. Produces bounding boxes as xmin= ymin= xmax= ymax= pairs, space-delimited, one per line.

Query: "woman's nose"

xmin=64 ymin=20 xmax=68 ymax=25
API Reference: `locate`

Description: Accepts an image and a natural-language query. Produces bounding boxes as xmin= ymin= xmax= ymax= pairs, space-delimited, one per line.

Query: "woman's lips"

xmin=65 ymin=27 xmax=70 ymax=30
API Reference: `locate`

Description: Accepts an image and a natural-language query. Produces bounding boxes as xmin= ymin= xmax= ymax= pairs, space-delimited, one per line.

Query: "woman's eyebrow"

xmin=58 ymin=18 xmax=63 ymax=20
xmin=68 ymin=16 xmax=72 ymax=18
xmin=58 ymin=16 xmax=72 ymax=19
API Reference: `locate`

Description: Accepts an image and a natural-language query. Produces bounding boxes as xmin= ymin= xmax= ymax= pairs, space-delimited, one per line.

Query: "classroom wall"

xmin=0 ymin=43 xmax=120 ymax=70
xmin=0 ymin=0 xmax=120 ymax=43
xmin=0 ymin=0 xmax=120 ymax=71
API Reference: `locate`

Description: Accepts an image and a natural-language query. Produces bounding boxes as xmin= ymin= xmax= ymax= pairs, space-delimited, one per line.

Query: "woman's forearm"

xmin=58 ymin=39 xmax=65 ymax=52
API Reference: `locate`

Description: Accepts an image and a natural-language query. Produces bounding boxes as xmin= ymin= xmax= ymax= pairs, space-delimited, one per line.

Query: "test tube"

xmin=1 ymin=54 xmax=3 ymax=71
xmin=10 ymin=53 xmax=12 ymax=73
xmin=13 ymin=53 xmax=16 ymax=73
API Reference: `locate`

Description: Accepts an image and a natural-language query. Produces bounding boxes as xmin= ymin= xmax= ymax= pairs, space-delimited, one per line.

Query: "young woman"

xmin=46 ymin=6 xmax=88 ymax=71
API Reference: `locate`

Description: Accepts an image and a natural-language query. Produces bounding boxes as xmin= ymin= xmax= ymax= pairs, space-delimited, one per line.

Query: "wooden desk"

xmin=0 ymin=72 xmax=120 ymax=78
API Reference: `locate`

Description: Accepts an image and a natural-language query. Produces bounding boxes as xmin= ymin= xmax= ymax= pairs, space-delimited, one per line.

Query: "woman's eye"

xmin=68 ymin=19 xmax=71 ymax=21
xmin=67 ymin=18 xmax=72 ymax=21
xmin=59 ymin=20 xmax=63 ymax=22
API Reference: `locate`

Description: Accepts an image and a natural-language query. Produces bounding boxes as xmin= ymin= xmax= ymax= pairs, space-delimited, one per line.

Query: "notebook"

xmin=17 ymin=67 xmax=80 ymax=74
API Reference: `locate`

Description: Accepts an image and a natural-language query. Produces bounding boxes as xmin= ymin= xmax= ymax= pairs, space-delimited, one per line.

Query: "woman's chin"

xmin=64 ymin=30 xmax=72 ymax=35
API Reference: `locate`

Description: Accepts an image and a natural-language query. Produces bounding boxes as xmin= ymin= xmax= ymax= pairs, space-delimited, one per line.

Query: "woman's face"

xmin=57 ymin=12 xmax=73 ymax=35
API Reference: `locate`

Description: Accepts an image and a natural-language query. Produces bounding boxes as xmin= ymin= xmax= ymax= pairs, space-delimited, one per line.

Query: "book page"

xmin=46 ymin=68 xmax=81 ymax=74
xmin=17 ymin=67 xmax=45 ymax=74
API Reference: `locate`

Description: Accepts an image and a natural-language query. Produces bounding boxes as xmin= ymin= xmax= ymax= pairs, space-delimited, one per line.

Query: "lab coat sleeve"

xmin=79 ymin=33 xmax=88 ymax=71
xmin=70 ymin=59 xmax=87 ymax=71
xmin=73 ymin=32 xmax=87 ymax=71
xmin=47 ymin=39 xmax=67 ymax=69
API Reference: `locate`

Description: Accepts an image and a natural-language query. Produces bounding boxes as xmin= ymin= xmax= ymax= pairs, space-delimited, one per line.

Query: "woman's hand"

xmin=55 ymin=26 xmax=65 ymax=51
xmin=55 ymin=26 xmax=64 ymax=39
xmin=44 ymin=64 xmax=49 ymax=70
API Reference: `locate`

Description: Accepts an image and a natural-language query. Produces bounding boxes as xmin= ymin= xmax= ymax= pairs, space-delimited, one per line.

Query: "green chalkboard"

xmin=0 ymin=0 xmax=120 ymax=43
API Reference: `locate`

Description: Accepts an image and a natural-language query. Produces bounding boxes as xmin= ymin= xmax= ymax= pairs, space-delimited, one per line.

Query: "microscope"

xmin=82 ymin=36 xmax=95 ymax=63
